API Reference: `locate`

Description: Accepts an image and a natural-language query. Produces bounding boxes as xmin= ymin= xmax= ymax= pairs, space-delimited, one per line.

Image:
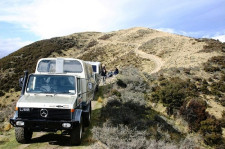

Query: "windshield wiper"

xmin=41 ymin=92 xmax=55 ymax=94
xmin=58 ymin=91 xmax=75 ymax=94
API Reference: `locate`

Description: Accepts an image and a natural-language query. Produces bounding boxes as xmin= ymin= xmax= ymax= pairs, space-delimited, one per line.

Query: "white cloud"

xmin=212 ymin=35 xmax=225 ymax=42
xmin=0 ymin=0 xmax=132 ymax=39
xmin=0 ymin=38 xmax=32 ymax=58
xmin=0 ymin=0 xmax=224 ymax=41
xmin=156 ymin=28 xmax=176 ymax=33
xmin=156 ymin=28 xmax=204 ymax=37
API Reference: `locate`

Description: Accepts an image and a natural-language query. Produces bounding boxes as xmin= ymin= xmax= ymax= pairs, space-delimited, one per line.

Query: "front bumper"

xmin=10 ymin=118 xmax=78 ymax=132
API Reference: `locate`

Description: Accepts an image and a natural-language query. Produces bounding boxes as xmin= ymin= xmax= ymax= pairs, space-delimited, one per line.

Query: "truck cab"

xmin=10 ymin=58 xmax=95 ymax=145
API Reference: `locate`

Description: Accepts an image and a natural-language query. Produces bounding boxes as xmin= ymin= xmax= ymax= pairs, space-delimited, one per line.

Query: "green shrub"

xmin=199 ymin=79 xmax=210 ymax=94
xmin=200 ymin=117 xmax=223 ymax=146
xmin=203 ymin=133 xmax=223 ymax=146
xmin=151 ymin=77 xmax=198 ymax=115
xmin=111 ymin=89 xmax=121 ymax=97
xmin=200 ymin=118 xmax=222 ymax=135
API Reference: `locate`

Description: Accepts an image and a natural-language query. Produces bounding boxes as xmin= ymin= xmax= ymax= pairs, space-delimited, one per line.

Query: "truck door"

xmin=77 ymin=78 xmax=82 ymax=107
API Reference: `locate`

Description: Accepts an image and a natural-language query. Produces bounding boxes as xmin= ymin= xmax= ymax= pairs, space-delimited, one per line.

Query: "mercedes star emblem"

xmin=40 ymin=109 xmax=48 ymax=118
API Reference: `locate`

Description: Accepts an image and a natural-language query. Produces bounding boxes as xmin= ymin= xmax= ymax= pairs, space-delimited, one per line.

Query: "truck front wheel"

xmin=70 ymin=118 xmax=83 ymax=145
xmin=15 ymin=127 xmax=33 ymax=143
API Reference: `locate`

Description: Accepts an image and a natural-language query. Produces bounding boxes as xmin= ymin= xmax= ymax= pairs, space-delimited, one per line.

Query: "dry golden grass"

xmin=59 ymin=27 xmax=220 ymax=76
xmin=0 ymin=90 xmax=20 ymax=108
xmin=3 ymin=122 xmax=12 ymax=131
xmin=97 ymin=97 xmax=103 ymax=103
xmin=205 ymin=96 xmax=225 ymax=119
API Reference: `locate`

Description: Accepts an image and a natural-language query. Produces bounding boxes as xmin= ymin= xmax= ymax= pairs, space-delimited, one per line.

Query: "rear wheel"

xmin=95 ymin=85 xmax=99 ymax=92
xmin=70 ymin=117 xmax=83 ymax=145
xmin=15 ymin=127 xmax=33 ymax=143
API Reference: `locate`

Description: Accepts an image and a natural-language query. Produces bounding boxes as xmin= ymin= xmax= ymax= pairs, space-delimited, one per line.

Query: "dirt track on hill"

xmin=134 ymin=48 xmax=163 ymax=74
xmin=97 ymin=38 xmax=164 ymax=74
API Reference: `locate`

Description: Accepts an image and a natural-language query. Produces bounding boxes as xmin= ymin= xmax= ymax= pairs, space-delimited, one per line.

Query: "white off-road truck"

xmin=10 ymin=58 xmax=96 ymax=145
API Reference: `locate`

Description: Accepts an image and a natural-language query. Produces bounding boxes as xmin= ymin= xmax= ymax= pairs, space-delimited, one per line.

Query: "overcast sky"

xmin=0 ymin=0 xmax=225 ymax=58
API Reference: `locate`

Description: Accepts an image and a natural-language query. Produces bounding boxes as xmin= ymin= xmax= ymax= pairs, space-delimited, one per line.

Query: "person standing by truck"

xmin=114 ymin=67 xmax=119 ymax=75
xmin=101 ymin=66 xmax=107 ymax=84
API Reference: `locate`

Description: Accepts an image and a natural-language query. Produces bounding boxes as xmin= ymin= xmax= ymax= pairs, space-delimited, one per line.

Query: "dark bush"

xmin=200 ymin=117 xmax=223 ymax=146
xmin=200 ymin=118 xmax=222 ymax=135
xmin=204 ymin=56 xmax=225 ymax=73
xmin=221 ymin=74 xmax=225 ymax=81
xmin=0 ymin=90 xmax=5 ymax=97
xmin=220 ymin=111 xmax=225 ymax=127
xmin=180 ymin=98 xmax=208 ymax=132
xmin=199 ymin=79 xmax=210 ymax=94
xmin=98 ymin=34 xmax=114 ymax=40
xmin=203 ymin=133 xmax=223 ymax=146
xmin=197 ymin=38 xmax=225 ymax=53
xmin=211 ymin=81 xmax=225 ymax=93
xmin=204 ymin=65 xmax=220 ymax=73
xmin=220 ymin=97 xmax=225 ymax=106
xmin=151 ymin=77 xmax=198 ymax=115
xmin=101 ymin=97 xmax=153 ymax=130
xmin=158 ymin=75 xmax=165 ymax=81
xmin=87 ymin=40 xmax=98 ymax=48
xmin=117 ymin=79 xmax=127 ymax=88
xmin=208 ymin=77 xmax=213 ymax=82
xmin=0 ymin=37 xmax=78 ymax=92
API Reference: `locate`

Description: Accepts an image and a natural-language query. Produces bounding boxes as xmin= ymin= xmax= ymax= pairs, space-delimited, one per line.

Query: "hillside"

xmin=0 ymin=27 xmax=225 ymax=148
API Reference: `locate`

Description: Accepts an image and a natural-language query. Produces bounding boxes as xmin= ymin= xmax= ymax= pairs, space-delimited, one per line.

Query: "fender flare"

xmin=13 ymin=111 xmax=18 ymax=119
xmin=73 ymin=109 xmax=82 ymax=123
xmin=9 ymin=111 xmax=18 ymax=126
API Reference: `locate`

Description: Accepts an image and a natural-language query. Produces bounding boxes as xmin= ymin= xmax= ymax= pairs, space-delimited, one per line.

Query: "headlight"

xmin=16 ymin=121 xmax=24 ymax=126
xmin=62 ymin=123 xmax=71 ymax=128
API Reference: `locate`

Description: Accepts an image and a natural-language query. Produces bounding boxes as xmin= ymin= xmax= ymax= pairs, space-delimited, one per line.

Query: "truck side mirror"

xmin=78 ymin=92 xmax=82 ymax=98
xmin=19 ymin=77 xmax=24 ymax=88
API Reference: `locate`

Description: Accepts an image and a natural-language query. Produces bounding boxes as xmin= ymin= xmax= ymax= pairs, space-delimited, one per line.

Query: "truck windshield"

xmin=37 ymin=60 xmax=83 ymax=73
xmin=26 ymin=75 xmax=76 ymax=94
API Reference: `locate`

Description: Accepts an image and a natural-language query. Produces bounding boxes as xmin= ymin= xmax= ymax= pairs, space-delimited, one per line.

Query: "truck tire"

xmin=70 ymin=117 xmax=83 ymax=145
xmin=84 ymin=101 xmax=92 ymax=127
xmin=15 ymin=127 xmax=33 ymax=143
xmin=95 ymin=85 xmax=99 ymax=92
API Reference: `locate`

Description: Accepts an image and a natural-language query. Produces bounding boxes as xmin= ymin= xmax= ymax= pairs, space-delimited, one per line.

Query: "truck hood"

xmin=17 ymin=94 xmax=76 ymax=109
